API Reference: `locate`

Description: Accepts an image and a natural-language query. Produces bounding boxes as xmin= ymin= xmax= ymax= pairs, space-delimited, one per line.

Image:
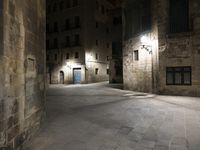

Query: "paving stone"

xmin=24 ymin=83 xmax=200 ymax=150
xmin=118 ymin=126 xmax=133 ymax=135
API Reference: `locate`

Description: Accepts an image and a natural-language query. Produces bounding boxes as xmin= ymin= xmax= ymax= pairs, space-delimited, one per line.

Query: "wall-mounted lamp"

xmin=140 ymin=36 xmax=152 ymax=54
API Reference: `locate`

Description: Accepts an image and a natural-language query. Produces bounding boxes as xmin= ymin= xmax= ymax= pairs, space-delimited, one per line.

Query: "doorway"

xmin=73 ymin=68 xmax=81 ymax=84
xmin=59 ymin=71 xmax=64 ymax=84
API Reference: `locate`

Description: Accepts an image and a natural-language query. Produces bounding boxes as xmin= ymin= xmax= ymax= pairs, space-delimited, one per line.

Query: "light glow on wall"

xmin=140 ymin=35 xmax=153 ymax=54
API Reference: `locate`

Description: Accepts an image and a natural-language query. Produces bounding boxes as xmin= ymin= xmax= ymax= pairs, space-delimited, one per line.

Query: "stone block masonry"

xmin=123 ymin=0 xmax=200 ymax=96
xmin=0 ymin=0 xmax=46 ymax=149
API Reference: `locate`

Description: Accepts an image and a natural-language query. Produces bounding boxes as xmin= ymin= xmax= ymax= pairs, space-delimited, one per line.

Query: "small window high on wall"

xmin=169 ymin=0 xmax=189 ymax=33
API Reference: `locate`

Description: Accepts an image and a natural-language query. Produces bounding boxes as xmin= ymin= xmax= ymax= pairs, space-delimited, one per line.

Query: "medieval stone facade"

xmin=46 ymin=0 xmax=115 ymax=84
xmin=123 ymin=0 xmax=200 ymax=96
xmin=0 ymin=0 xmax=46 ymax=149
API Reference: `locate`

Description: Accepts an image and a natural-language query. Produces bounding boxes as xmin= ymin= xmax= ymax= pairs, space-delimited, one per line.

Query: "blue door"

xmin=73 ymin=69 xmax=81 ymax=84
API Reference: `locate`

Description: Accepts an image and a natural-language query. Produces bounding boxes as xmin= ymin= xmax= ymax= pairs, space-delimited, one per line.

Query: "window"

xmin=47 ymin=54 xmax=50 ymax=61
xmin=54 ymin=38 xmax=58 ymax=48
xmin=46 ymin=24 xmax=49 ymax=33
xmin=54 ymin=54 xmax=57 ymax=61
xmin=101 ymin=5 xmax=105 ymax=14
xmin=96 ymin=40 xmax=98 ymax=46
xmin=106 ymin=28 xmax=109 ymax=33
xmin=54 ymin=22 xmax=58 ymax=32
xmin=60 ymin=1 xmax=64 ymax=10
xmin=134 ymin=50 xmax=139 ymax=61
xmin=75 ymin=52 xmax=79 ymax=59
xmin=46 ymin=40 xmax=50 ymax=49
xmin=53 ymin=3 xmax=57 ymax=12
xmin=107 ymin=56 xmax=109 ymax=61
xmin=169 ymin=0 xmax=189 ymax=33
xmin=66 ymin=0 xmax=70 ymax=8
xmin=75 ymin=34 xmax=80 ymax=46
xmin=96 ymin=1 xmax=99 ymax=10
xmin=166 ymin=67 xmax=192 ymax=85
xmin=65 ymin=19 xmax=70 ymax=30
xmin=73 ymin=0 xmax=78 ymax=7
xmin=95 ymin=68 xmax=99 ymax=75
xmin=66 ymin=36 xmax=70 ymax=47
xmin=141 ymin=15 xmax=151 ymax=31
xmin=113 ymin=16 xmax=122 ymax=25
xmin=66 ymin=53 xmax=69 ymax=59
xmin=107 ymin=69 xmax=109 ymax=75
xmin=96 ymin=22 xmax=99 ymax=28
xmin=96 ymin=53 xmax=99 ymax=60
xmin=75 ymin=16 xmax=80 ymax=28
xmin=107 ymin=43 xmax=110 ymax=48
xmin=47 ymin=5 xmax=51 ymax=13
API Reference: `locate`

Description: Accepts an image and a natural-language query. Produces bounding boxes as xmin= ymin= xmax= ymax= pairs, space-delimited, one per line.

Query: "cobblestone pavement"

xmin=26 ymin=82 xmax=200 ymax=150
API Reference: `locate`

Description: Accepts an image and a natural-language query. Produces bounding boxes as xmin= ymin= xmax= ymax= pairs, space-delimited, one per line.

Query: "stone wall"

xmin=157 ymin=0 xmax=200 ymax=96
xmin=0 ymin=0 xmax=46 ymax=149
xmin=123 ymin=0 xmax=159 ymax=93
xmin=123 ymin=0 xmax=200 ymax=96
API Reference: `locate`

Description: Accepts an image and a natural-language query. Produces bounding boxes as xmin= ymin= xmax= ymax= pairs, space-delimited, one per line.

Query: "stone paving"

xmin=25 ymin=82 xmax=200 ymax=150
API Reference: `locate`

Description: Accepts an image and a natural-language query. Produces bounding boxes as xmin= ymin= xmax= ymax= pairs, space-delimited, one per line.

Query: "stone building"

xmin=0 ymin=0 xmax=46 ymax=149
xmin=123 ymin=0 xmax=200 ymax=96
xmin=109 ymin=7 xmax=123 ymax=83
xmin=46 ymin=0 xmax=115 ymax=84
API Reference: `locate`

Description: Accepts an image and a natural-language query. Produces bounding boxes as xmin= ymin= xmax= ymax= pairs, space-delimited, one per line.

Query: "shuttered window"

xmin=169 ymin=0 xmax=189 ymax=33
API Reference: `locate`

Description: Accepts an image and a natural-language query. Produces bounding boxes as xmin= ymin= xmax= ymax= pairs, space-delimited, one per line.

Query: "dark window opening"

xmin=75 ymin=34 xmax=80 ymax=46
xmin=54 ymin=22 xmax=58 ymax=32
xmin=65 ymin=19 xmax=70 ymax=30
xmin=107 ymin=69 xmax=109 ymax=75
xmin=96 ymin=40 xmax=98 ymax=46
xmin=96 ymin=1 xmax=99 ymax=10
xmin=60 ymin=1 xmax=64 ymax=10
xmin=96 ymin=53 xmax=99 ymax=60
xmin=66 ymin=36 xmax=70 ymax=47
xmin=46 ymin=40 xmax=50 ymax=49
xmin=46 ymin=24 xmax=49 ymax=33
xmin=53 ymin=3 xmax=57 ymax=12
xmin=75 ymin=16 xmax=80 ymax=28
xmin=75 ymin=52 xmax=79 ymax=59
xmin=54 ymin=54 xmax=57 ymax=61
xmin=96 ymin=22 xmax=99 ymax=28
xmin=169 ymin=0 xmax=189 ymax=33
xmin=134 ymin=50 xmax=139 ymax=61
xmin=47 ymin=54 xmax=50 ymax=61
xmin=95 ymin=68 xmax=99 ymax=75
xmin=73 ymin=0 xmax=78 ymax=7
xmin=101 ymin=5 xmax=105 ymax=14
xmin=141 ymin=15 xmax=151 ymax=31
xmin=106 ymin=28 xmax=109 ymax=33
xmin=166 ymin=66 xmax=192 ymax=85
xmin=47 ymin=5 xmax=51 ymax=13
xmin=66 ymin=53 xmax=69 ymax=59
xmin=113 ymin=16 xmax=122 ymax=25
xmin=66 ymin=0 xmax=70 ymax=8
xmin=107 ymin=56 xmax=109 ymax=61
xmin=54 ymin=38 xmax=58 ymax=48
xmin=107 ymin=43 xmax=110 ymax=48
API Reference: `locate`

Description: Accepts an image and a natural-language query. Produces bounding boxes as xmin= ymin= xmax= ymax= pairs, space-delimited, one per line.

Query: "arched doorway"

xmin=59 ymin=71 xmax=64 ymax=84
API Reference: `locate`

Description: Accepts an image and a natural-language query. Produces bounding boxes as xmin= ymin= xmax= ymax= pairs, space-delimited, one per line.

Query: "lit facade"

xmin=123 ymin=0 xmax=200 ymax=96
xmin=46 ymin=0 xmax=115 ymax=84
